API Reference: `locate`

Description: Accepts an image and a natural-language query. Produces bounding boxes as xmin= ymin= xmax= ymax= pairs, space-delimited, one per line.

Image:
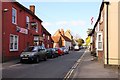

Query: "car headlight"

xmin=30 ymin=53 xmax=35 ymax=56
xmin=20 ymin=54 xmax=24 ymax=57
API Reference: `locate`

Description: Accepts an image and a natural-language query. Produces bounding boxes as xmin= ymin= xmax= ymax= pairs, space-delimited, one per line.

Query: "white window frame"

xmin=43 ymin=34 xmax=45 ymax=39
xmin=26 ymin=16 xmax=30 ymax=29
xmin=48 ymin=36 xmax=50 ymax=40
xmin=47 ymin=44 xmax=49 ymax=48
xmin=35 ymin=22 xmax=38 ymax=32
xmin=10 ymin=34 xmax=19 ymax=51
xmin=12 ymin=7 xmax=17 ymax=24
xmin=97 ymin=32 xmax=103 ymax=51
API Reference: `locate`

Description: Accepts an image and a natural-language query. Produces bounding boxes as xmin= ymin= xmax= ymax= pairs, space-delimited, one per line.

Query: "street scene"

xmin=0 ymin=0 xmax=120 ymax=80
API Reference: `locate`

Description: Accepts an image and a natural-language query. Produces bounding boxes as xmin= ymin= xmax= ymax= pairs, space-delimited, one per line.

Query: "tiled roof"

xmin=52 ymin=36 xmax=61 ymax=43
xmin=61 ymin=35 xmax=72 ymax=42
xmin=14 ymin=1 xmax=42 ymax=22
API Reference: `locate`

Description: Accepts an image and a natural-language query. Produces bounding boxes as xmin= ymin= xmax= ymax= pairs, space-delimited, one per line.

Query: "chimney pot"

xmin=30 ymin=5 xmax=35 ymax=14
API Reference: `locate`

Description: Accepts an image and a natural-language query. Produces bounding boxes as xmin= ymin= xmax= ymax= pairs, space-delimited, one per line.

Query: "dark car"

xmin=20 ymin=46 xmax=47 ymax=63
xmin=52 ymin=48 xmax=59 ymax=57
xmin=61 ymin=47 xmax=69 ymax=54
xmin=46 ymin=48 xmax=57 ymax=58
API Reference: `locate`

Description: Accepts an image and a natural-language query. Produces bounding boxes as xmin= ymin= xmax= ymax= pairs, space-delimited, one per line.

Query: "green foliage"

xmin=76 ymin=38 xmax=84 ymax=47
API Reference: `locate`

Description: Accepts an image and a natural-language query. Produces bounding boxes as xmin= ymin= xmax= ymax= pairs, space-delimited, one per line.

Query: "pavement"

xmin=2 ymin=59 xmax=20 ymax=69
xmin=70 ymin=50 xmax=119 ymax=80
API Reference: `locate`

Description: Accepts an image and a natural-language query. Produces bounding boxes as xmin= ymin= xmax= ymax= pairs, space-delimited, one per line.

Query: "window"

xmin=48 ymin=36 xmax=50 ymax=40
xmin=47 ymin=44 xmax=49 ymax=48
xmin=10 ymin=34 xmax=18 ymax=51
xmin=26 ymin=16 xmax=30 ymax=29
xmin=97 ymin=32 xmax=103 ymax=51
xmin=34 ymin=22 xmax=38 ymax=32
xmin=43 ymin=34 xmax=45 ymax=39
xmin=12 ymin=7 xmax=17 ymax=24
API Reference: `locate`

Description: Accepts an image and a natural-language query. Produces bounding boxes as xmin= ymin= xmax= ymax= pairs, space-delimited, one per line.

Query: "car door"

xmin=38 ymin=46 xmax=44 ymax=60
xmin=42 ymin=47 xmax=47 ymax=58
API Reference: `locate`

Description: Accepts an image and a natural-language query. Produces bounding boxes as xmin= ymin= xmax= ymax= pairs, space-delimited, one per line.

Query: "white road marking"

xmin=9 ymin=64 xmax=21 ymax=68
xmin=63 ymin=49 xmax=87 ymax=80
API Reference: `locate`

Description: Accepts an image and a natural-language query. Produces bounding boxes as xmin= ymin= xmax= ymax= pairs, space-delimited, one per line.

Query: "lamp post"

xmin=2 ymin=8 xmax=8 ymax=62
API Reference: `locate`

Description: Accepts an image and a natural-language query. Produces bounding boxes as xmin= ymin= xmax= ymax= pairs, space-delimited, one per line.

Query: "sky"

xmin=17 ymin=0 xmax=102 ymax=40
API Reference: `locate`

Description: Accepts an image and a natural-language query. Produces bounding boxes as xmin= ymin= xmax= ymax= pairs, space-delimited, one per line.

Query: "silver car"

xmin=20 ymin=46 xmax=47 ymax=63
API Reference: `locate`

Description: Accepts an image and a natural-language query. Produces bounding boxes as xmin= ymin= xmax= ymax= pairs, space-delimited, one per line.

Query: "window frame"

xmin=26 ymin=16 xmax=30 ymax=29
xmin=12 ymin=7 xmax=17 ymax=24
xmin=35 ymin=22 xmax=38 ymax=32
xmin=10 ymin=34 xmax=19 ymax=51
xmin=97 ymin=32 xmax=103 ymax=51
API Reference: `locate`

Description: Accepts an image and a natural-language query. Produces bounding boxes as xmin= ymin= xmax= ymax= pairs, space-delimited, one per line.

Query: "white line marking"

xmin=9 ymin=64 xmax=21 ymax=68
xmin=63 ymin=49 xmax=87 ymax=80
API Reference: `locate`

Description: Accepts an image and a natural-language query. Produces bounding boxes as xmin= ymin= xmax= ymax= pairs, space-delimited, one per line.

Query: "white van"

xmin=74 ymin=45 xmax=79 ymax=51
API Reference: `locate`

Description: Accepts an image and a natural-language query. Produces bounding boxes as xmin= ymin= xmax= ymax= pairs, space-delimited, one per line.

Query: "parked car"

xmin=58 ymin=48 xmax=64 ymax=56
xmin=74 ymin=45 xmax=80 ymax=51
xmin=61 ymin=47 xmax=69 ymax=54
xmin=52 ymin=48 xmax=59 ymax=57
xmin=46 ymin=48 xmax=57 ymax=58
xmin=20 ymin=46 xmax=47 ymax=63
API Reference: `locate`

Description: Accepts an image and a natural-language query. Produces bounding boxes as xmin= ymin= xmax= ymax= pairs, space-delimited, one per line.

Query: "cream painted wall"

xmin=118 ymin=1 xmax=120 ymax=65
xmin=64 ymin=41 xmax=71 ymax=49
xmin=107 ymin=1 xmax=119 ymax=65
xmin=53 ymin=43 xmax=59 ymax=48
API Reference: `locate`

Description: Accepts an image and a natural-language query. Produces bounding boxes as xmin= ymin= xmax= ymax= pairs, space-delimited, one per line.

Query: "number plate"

xmin=22 ymin=58 xmax=28 ymax=59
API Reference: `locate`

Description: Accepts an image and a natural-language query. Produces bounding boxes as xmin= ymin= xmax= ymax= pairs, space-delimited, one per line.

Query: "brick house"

xmin=2 ymin=1 xmax=52 ymax=62
xmin=42 ymin=26 xmax=53 ymax=48
xmin=52 ymin=29 xmax=72 ymax=49
xmin=89 ymin=0 xmax=120 ymax=66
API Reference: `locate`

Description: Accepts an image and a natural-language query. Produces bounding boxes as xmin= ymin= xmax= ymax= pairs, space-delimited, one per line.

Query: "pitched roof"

xmin=13 ymin=1 xmax=42 ymax=22
xmin=88 ymin=2 xmax=109 ymax=36
xmin=61 ymin=35 xmax=72 ymax=42
xmin=52 ymin=36 xmax=61 ymax=43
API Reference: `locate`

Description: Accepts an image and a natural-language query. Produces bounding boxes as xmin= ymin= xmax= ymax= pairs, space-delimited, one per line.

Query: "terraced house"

xmin=89 ymin=0 xmax=120 ymax=66
xmin=2 ymin=1 xmax=53 ymax=62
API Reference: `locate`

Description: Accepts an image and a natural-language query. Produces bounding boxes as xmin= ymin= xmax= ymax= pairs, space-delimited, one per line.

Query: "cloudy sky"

xmin=17 ymin=0 xmax=102 ymax=40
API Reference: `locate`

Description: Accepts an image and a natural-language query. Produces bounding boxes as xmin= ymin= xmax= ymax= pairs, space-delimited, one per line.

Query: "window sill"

xmin=10 ymin=49 xmax=18 ymax=52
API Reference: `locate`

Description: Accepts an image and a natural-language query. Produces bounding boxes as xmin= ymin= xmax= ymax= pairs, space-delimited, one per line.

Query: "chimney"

xmin=30 ymin=5 xmax=35 ymax=14
xmin=61 ymin=29 xmax=64 ymax=35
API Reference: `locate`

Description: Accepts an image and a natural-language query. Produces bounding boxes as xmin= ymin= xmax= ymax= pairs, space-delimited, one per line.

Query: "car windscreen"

xmin=24 ymin=46 xmax=38 ymax=52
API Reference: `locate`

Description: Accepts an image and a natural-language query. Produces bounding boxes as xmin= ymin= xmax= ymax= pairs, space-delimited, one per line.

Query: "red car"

xmin=58 ymin=48 xmax=64 ymax=56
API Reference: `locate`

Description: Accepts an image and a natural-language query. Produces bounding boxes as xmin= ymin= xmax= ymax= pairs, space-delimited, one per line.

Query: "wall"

xmin=118 ymin=1 xmax=120 ymax=65
xmin=2 ymin=2 xmax=42 ymax=62
xmin=104 ymin=1 xmax=119 ymax=65
xmin=64 ymin=41 xmax=71 ymax=49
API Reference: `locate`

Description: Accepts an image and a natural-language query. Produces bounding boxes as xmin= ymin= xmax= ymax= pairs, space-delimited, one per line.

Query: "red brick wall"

xmin=2 ymin=2 xmax=42 ymax=62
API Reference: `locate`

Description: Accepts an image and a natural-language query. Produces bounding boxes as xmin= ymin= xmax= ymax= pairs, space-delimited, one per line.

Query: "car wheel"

xmin=36 ymin=57 xmax=40 ymax=63
xmin=44 ymin=56 xmax=47 ymax=61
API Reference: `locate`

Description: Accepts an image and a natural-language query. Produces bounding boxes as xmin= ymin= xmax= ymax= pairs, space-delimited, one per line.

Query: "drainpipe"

xmin=105 ymin=2 xmax=109 ymax=65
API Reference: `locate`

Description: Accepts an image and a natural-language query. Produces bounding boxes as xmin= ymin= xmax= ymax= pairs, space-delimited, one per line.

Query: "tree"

xmin=76 ymin=38 xmax=84 ymax=47
xmin=86 ymin=36 xmax=91 ymax=46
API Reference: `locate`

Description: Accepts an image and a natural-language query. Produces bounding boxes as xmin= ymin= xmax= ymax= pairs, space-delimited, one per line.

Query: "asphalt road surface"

xmin=2 ymin=49 xmax=85 ymax=78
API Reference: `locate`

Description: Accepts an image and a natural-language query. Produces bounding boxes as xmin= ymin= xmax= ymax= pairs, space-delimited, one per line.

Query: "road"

xmin=2 ymin=49 xmax=85 ymax=79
